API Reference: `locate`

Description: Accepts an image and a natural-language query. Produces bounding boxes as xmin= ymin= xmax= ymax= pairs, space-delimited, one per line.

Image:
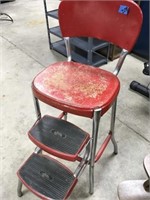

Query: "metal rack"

xmin=43 ymin=0 xmax=110 ymax=67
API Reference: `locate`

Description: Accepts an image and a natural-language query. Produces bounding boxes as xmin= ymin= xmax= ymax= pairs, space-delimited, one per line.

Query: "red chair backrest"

xmin=58 ymin=0 xmax=143 ymax=51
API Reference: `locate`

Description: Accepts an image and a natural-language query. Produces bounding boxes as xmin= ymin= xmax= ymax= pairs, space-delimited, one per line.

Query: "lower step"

xmin=17 ymin=153 xmax=77 ymax=200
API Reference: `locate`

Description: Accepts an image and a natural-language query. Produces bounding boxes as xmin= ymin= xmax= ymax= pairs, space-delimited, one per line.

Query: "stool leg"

xmin=110 ymin=99 xmax=118 ymax=154
xmin=17 ymin=179 xmax=23 ymax=197
xmin=64 ymin=112 xmax=67 ymax=120
xmin=89 ymin=108 xmax=101 ymax=194
xmin=34 ymin=146 xmax=42 ymax=154
xmin=33 ymin=96 xmax=41 ymax=120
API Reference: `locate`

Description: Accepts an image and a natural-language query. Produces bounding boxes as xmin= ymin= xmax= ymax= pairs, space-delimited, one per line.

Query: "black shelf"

xmin=72 ymin=47 xmax=107 ymax=66
xmin=50 ymin=26 xmax=109 ymax=53
xmin=71 ymin=37 xmax=109 ymax=52
xmin=52 ymin=40 xmax=88 ymax=64
xmin=47 ymin=9 xmax=58 ymax=19
xmin=52 ymin=40 xmax=67 ymax=56
xmin=49 ymin=26 xmax=62 ymax=38
xmin=52 ymin=40 xmax=107 ymax=66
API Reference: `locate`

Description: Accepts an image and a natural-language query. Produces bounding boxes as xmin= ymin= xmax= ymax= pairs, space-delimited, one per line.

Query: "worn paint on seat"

xmin=32 ymin=61 xmax=120 ymax=117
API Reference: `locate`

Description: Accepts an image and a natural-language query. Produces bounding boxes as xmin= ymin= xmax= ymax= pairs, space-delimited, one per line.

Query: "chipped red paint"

xmin=32 ymin=61 xmax=120 ymax=118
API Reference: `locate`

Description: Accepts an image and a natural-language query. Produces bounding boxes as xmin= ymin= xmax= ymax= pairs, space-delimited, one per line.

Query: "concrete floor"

xmin=1 ymin=1 xmax=150 ymax=200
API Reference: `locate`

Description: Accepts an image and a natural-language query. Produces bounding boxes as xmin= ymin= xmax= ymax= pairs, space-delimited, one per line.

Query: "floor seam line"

xmin=117 ymin=118 xmax=150 ymax=143
xmin=1 ymin=35 xmax=45 ymax=67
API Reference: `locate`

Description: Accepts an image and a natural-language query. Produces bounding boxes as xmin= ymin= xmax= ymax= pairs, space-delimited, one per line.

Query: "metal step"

xmin=17 ymin=153 xmax=77 ymax=200
xmin=28 ymin=115 xmax=90 ymax=161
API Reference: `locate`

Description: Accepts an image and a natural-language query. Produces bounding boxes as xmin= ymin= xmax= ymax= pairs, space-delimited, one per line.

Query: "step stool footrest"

xmin=17 ymin=153 xmax=77 ymax=200
xmin=28 ymin=115 xmax=90 ymax=161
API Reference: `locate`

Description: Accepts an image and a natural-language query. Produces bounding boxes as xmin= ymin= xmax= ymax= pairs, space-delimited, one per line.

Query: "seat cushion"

xmin=32 ymin=61 xmax=120 ymax=117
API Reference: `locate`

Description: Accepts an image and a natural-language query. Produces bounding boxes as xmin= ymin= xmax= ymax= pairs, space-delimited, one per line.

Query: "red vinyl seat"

xmin=32 ymin=61 xmax=120 ymax=118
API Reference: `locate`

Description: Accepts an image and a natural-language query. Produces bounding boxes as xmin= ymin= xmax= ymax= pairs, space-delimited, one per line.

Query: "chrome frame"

xmin=89 ymin=108 xmax=101 ymax=194
xmin=110 ymin=99 xmax=118 ymax=154
xmin=64 ymin=37 xmax=72 ymax=62
xmin=74 ymin=140 xmax=91 ymax=178
xmin=88 ymin=100 xmax=118 ymax=194
xmin=34 ymin=146 xmax=42 ymax=154
xmin=33 ymin=96 xmax=41 ymax=120
xmin=113 ymin=49 xmax=128 ymax=76
xmin=63 ymin=112 xmax=67 ymax=120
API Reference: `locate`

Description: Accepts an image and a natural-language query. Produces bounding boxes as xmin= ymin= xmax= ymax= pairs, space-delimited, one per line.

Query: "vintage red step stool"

xmin=17 ymin=1 xmax=142 ymax=199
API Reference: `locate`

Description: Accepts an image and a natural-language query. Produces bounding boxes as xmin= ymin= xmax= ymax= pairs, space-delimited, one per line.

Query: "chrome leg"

xmin=74 ymin=141 xmax=90 ymax=178
xmin=33 ymin=96 xmax=41 ymax=120
xmin=34 ymin=146 xmax=42 ymax=154
xmin=64 ymin=112 xmax=67 ymax=121
xmin=89 ymin=108 xmax=101 ymax=194
xmin=17 ymin=179 xmax=23 ymax=197
xmin=110 ymin=99 xmax=118 ymax=154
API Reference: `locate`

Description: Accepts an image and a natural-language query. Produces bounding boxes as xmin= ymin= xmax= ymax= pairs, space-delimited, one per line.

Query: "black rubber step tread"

xmin=28 ymin=115 xmax=90 ymax=160
xmin=17 ymin=153 xmax=77 ymax=200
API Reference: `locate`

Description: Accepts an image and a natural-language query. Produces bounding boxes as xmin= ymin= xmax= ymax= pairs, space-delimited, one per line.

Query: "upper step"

xmin=28 ymin=115 xmax=90 ymax=161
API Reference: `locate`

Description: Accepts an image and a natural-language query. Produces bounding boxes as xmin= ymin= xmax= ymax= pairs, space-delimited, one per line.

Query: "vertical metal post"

xmin=64 ymin=37 xmax=72 ymax=62
xmin=87 ymin=37 xmax=93 ymax=65
xmin=106 ymin=43 xmax=110 ymax=63
xmin=64 ymin=112 xmax=67 ymax=121
xmin=33 ymin=96 xmax=41 ymax=120
xmin=43 ymin=0 xmax=52 ymax=49
xmin=113 ymin=49 xmax=128 ymax=76
xmin=110 ymin=99 xmax=118 ymax=154
xmin=33 ymin=96 xmax=42 ymax=153
xmin=34 ymin=146 xmax=42 ymax=154
xmin=17 ymin=179 xmax=23 ymax=197
xmin=89 ymin=108 xmax=101 ymax=194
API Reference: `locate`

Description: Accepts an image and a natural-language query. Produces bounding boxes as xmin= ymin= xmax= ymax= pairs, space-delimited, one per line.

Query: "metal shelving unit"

xmin=44 ymin=0 xmax=110 ymax=66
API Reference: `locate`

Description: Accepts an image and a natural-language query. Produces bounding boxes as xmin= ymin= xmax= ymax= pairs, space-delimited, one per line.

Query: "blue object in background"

xmin=133 ymin=1 xmax=149 ymax=60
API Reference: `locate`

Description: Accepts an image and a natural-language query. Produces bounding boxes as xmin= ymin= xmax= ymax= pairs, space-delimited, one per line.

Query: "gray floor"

xmin=0 ymin=1 xmax=150 ymax=200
